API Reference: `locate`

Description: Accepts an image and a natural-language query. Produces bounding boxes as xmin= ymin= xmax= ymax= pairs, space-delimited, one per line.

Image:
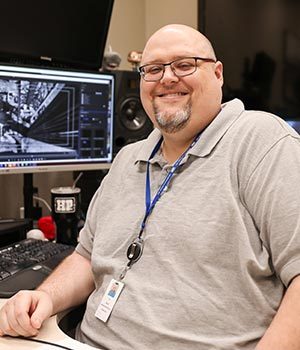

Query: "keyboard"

xmin=0 ymin=238 xmax=74 ymax=298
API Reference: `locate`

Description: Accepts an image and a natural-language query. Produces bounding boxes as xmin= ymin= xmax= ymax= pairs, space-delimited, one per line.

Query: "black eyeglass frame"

xmin=139 ymin=56 xmax=217 ymax=82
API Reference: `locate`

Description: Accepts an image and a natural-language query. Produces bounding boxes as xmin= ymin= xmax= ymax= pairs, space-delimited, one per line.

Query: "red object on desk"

xmin=38 ymin=216 xmax=56 ymax=240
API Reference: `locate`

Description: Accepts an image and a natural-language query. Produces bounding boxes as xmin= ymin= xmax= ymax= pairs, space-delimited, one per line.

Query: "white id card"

xmin=95 ymin=278 xmax=124 ymax=322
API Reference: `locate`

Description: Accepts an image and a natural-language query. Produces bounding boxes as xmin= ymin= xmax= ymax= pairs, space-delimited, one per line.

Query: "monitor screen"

xmin=0 ymin=0 xmax=114 ymax=71
xmin=0 ymin=64 xmax=114 ymax=174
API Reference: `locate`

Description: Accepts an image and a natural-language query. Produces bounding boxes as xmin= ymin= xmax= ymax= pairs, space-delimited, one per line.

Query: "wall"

xmin=144 ymin=0 xmax=198 ymax=40
xmin=0 ymin=0 xmax=197 ymax=219
xmin=105 ymin=0 xmax=197 ymax=70
xmin=105 ymin=0 xmax=146 ymax=71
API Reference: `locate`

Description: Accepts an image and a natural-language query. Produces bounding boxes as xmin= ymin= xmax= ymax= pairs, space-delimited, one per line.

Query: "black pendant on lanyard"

xmin=126 ymin=237 xmax=144 ymax=264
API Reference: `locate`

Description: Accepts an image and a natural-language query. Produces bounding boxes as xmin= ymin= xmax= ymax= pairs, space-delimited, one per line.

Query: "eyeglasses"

xmin=139 ymin=56 xmax=216 ymax=82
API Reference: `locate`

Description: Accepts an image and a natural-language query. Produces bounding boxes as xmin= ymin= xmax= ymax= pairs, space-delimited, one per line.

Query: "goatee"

xmin=152 ymin=100 xmax=192 ymax=134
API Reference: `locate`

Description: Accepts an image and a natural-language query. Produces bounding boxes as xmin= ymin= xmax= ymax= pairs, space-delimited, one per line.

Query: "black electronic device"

xmin=0 ymin=0 xmax=114 ymax=71
xmin=0 ymin=218 xmax=33 ymax=247
xmin=113 ymin=70 xmax=153 ymax=155
xmin=0 ymin=0 xmax=115 ymax=224
xmin=0 ymin=238 xmax=74 ymax=298
xmin=0 ymin=64 xmax=114 ymax=174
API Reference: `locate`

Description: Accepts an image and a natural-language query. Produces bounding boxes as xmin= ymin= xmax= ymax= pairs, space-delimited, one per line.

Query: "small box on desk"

xmin=0 ymin=219 xmax=33 ymax=247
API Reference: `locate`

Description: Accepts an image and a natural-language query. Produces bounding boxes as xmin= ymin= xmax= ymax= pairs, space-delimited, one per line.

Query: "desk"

xmin=0 ymin=299 xmax=97 ymax=350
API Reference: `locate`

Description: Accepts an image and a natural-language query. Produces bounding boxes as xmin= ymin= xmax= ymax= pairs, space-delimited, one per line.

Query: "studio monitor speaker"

xmin=113 ymin=70 xmax=153 ymax=155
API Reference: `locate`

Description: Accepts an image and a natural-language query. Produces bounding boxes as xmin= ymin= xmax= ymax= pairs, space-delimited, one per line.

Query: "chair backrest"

xmin=57 ymin=303 xmax=86 ymax=339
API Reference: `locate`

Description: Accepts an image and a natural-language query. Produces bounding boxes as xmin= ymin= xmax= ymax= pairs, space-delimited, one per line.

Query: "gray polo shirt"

xmin=76 ymin=99 xmax=300 ymax=350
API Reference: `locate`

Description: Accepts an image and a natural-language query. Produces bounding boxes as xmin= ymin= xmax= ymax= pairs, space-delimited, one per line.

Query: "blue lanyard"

xmin=120 ymin=132 xmax=202 ymax=279
xmin=138 ymin=132 xmax=201 ymax=238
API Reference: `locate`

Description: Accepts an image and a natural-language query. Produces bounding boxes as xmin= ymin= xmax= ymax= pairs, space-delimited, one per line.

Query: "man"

xmin=1 ymin=24 xmax=300 ymax=350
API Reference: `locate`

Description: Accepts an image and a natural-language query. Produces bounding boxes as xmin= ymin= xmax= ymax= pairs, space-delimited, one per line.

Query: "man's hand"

xmin=0 ymin=290 xmax=53 ymax=337
xmin=0 ymin=252 xmax=94 ymax=338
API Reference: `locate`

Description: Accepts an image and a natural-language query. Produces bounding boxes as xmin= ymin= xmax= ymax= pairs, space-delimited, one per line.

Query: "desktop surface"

xmin=0 ymin=299 xmax=97 ymax=350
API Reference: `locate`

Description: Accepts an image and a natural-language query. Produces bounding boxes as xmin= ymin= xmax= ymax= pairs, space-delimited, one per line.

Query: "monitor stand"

xmin=23 ymin=173 xmax=35 ymax=219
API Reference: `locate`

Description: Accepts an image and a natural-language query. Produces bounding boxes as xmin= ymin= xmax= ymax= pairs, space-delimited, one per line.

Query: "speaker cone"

xmin=120 ymin=97 xmax=148 ymax=130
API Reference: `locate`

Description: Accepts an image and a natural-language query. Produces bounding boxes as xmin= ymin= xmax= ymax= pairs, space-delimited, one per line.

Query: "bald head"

xmin=139 ymin=23 xmax=223 ymax=141
xmin=141 ymin=24 xmax=216 ymax=64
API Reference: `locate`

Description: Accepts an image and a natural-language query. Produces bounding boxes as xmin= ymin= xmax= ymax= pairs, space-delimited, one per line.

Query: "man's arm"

xmin=0 ymin=251 xmax=94 ymax=337
xmin=256 ymin=275 xmax=300 ymax=349
xmin=37 ymin=250 xmax=94 ymax=314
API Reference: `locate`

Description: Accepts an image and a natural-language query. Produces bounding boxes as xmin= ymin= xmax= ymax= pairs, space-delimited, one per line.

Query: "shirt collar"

xmin=134 ymin=98 xmax=245 ymax=163
xmin=134 ymin=128 xmax=163 ymax=164
xmin=189 ymin=98 xmax=245 ymax=157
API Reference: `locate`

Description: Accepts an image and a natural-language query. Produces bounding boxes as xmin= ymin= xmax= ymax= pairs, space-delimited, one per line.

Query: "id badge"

xmin=95 ymin=278 xmax=124 ymax=322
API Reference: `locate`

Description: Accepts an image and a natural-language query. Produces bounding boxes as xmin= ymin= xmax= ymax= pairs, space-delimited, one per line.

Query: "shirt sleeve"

xmin=75 ymin=182 xmax=105 ymax=259
xmin=244 ymin=135 xmax=300 ymax=287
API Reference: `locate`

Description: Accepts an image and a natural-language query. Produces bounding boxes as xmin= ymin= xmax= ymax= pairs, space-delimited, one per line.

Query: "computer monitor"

xmin=0 ymin=0 xmax=114 ymax=71
xmin=0 ymin=64 xmax=114 ymax=174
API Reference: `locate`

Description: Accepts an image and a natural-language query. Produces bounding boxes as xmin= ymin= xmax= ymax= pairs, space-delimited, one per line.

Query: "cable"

xmin=8 ymin=335 xmax=77 ymax=350
xmin=33 ymin=195 xmax=52 ymax=213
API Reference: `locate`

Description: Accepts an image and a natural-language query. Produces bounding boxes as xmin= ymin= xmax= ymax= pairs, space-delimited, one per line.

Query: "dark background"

xmin=198 ymin=0 xmax=300 ymax=121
